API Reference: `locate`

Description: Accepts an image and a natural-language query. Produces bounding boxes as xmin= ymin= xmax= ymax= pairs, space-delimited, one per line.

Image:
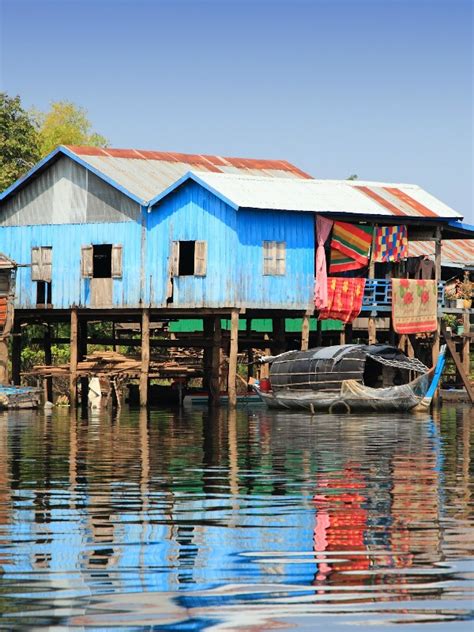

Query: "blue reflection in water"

xmin=0 ymin=405 xmax=472 ymax=630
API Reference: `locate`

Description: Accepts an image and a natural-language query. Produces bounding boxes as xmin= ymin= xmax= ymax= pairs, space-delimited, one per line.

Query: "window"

xmin=171 ymin=241 xmax=207 ymax=277
xmin=32 ymin=247 xmax=53 ymax=306
xmin=263 ymin=241 xmax=286 ymax=275
xmin=81 ymin=244 xmax=123 ymax=278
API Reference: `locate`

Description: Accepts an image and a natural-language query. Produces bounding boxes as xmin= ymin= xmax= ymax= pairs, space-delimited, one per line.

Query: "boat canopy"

xmin=269 ymin=344 xmax=428 ymax=393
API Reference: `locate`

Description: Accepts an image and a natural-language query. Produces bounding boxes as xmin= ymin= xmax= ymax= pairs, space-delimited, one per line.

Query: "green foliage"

xmin=0 ymin=93 xmax=40 ymax=191
xmin=33 ymin=101 xmax=108 ymax=156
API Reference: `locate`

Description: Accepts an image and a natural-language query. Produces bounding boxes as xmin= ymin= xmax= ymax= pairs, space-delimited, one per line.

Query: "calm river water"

xmin=0 ymin=404 xmax=472 ymax=630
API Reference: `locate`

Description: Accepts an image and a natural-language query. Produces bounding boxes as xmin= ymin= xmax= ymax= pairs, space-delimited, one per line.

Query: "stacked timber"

xmin=29 ymin=349 xmax=203 ymax=379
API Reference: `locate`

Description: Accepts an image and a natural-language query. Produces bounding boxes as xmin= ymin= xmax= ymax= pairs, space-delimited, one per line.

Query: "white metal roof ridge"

xmin=176 ymin=171 xmax=462 ymax=219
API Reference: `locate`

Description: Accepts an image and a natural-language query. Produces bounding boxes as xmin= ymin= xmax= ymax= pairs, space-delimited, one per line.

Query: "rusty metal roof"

xmin=408 ymin=239 xmax=474 ymax=267
xmin=0 ymin=253 xmax=16 ymax=268
xmin=64 ymin=145 xmax=312 ymax=202
xmin=152 ymin=171 xmax=462 ymax=220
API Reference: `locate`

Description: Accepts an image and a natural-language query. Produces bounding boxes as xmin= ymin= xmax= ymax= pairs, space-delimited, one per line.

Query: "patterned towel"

xmin=318 ymin=277 xmax=366 ymax=323
xmin=392 ymin=279 xmax=438 ymax=334
xmin=373 ymin=225 xmax=408 ymax=263
xmin=329 ymin=221 xmax=373 ymax=273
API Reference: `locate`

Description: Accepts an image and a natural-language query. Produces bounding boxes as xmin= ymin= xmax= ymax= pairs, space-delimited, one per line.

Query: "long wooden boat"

xmin=0 ymin=385 xmax=41 ymax=409
xmin=254 ymin=344 xmax=446 ymax=413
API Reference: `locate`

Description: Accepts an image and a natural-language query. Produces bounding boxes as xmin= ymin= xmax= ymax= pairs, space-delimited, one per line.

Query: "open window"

xmin=81 ymin=244 xmax=122 ymax=278
xmin=170 ymin=241 xmax=207 ymax=277
xmin=31 ymin=247 xmax=52 ymax=306
xmin=263 ymin=241 xmax=286 ymax=275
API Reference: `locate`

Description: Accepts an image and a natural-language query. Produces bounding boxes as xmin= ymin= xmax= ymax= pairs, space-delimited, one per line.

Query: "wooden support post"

xmin=339 ymin=324 xmax=346 ymax=346
xmin=260 ymin=333 xmax=271 ymax=380
xmin=227 ymin=309 xmax=239 ymax=408
xmin=432 ymin=229 xmax=442 ymax=368
xmin=301 ymin=313 xmax=310 ymax=351
xmin=69 ymin=308 xmax=79 ymax=408
xmin=79 ymin=319 xmax=88 ymax=410
xmin=11 ymin=319 xmax=21 ymax=385
xmin=368 ymin=315 xmax=377 ymax=345
xmin=443 ymin=325 xmax=474 ymax=404
xmin=272 ymin=317 xmax=286 ymax=355
xmin=210 ymin=316 xmax=221 ymax=407
xmin=463 ymin=311 xmax=470 ymax=375
xmin=139 ymin=309 xmax=150 ymax=407
xmin=203 ymin=318 xmax=214 ymax=392
xmin=346 ymin=323 xmax=353 ymax=344
xmin=0 ymin=338 xmax=8 ymax=385
xmin=316 ymin=319 xmax=322 ymax=347
xmin=246 ymin=318 xmax=254 ymax=381
xmin=44 ymin=323 xmax=53 ymax=403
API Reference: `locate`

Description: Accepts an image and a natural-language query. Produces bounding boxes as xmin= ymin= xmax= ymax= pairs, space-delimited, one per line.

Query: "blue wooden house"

xmin=0 ymin=145 xmax=470 ymax=405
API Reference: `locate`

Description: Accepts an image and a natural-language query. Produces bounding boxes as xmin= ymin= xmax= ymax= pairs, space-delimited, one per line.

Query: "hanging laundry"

xmin=314 ymin=215 xmax=333 ymax=310
xmin=391 ymin=279 xmax=438 ymax=334
xmin=415 ymin=257 xmax=435 ymax=280
xmin=329 ymin=221 xmax=373 ymax=273
xmin=329 ymin=248 xmax=367 ymax=274
xmin=373 ymin=225 xmax=408 ymax=263
xmin=318 ymin=277 xmax=366 ymax=323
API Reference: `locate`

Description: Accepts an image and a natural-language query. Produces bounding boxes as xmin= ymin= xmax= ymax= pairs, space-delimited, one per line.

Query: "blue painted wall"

xmin=147 ymin=181 xmax=315 ymax=310
xmin=0 ymin=222 xmax=142 ymax=308
xmin=0 ymin=180 xmax=315 ymax=310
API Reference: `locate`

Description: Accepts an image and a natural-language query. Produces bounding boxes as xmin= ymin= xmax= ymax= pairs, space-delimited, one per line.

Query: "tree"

xmin=347 ymin=174 xmax=358 ymax=181
xmin=34 ymin=101 xmax=108 ymax=157
xmin=0 ymin=93 xmax=40 ymax=192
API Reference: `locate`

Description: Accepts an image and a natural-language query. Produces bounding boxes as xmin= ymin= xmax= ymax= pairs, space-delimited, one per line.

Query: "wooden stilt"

xmin=316 ymin=319 xmax=322 ymax=347
xmin=301 ymin=313 xmax=310 ymax=351
xmin=246 ymin=318 xmax=254 ymax=381
xmin=79 ymin=319 xmax=88 ymax=410
xmin=443 ymin=325 xmax=474 ymax=404
xmin=272 ymin=317 xmax=286 ymax=355
xmin=69 ymin=308 xmax=78 ymax=408
xmin=462 ymin=311 xmax=470 ymax=375
xmin=228 ymin=309 xmax=239 ymax=408
xmin=210 ymin=316 xmax=221 ymax=407
xmin=0 ymin=338 xmax=8 ymax=384
xmin=260 ymin=333 xmax=271 ymax=380
xmin=339 ymin=324 xmax=346 ymax=346
xmin=11 ymin=318 xmax=21 ymax=385
xmin=139 ymin=309 xmax=150 ymax=407
xmin=44 ymin=323 xmax=53 ymax=402
xmin=432 ymin=229 xmax=442 ymax=368
xmin=202 ymin=318 xmax=214 ymax=392
xmin=368 ymin=316 xmax=377 ymax=345
xmin=346 ymin=323 xmax=353 ymax=344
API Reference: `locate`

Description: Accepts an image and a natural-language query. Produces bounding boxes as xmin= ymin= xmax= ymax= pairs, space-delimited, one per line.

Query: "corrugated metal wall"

xmin=146 ymin=182 xmax=314 ymax=309
xmin=1 ymin=167 xmax=315 ymax=311
xmin=0 ymin=156 xmax=140 ymax=225
xmin=0 ymin=223 xmax=142 ymax=308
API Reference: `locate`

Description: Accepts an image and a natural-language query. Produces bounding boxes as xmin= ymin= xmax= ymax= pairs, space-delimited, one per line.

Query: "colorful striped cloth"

xmin=318 ymin=277 xmax=366 ymax=323
xmin=329 ymin=221 xmax=373 ymax=273
xmin=373 ymin=225 xmax=408 ymax=263
xmin=392 ymin=279 xmax=437 ymax=334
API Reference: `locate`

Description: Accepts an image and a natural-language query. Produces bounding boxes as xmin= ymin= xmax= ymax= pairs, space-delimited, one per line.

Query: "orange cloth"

xmin=318 ymin=277 xmax=366 ymax=323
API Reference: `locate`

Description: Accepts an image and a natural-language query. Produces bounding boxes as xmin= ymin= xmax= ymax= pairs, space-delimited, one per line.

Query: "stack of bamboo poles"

xmin=28 ymin=349 xmax=203 ymax=379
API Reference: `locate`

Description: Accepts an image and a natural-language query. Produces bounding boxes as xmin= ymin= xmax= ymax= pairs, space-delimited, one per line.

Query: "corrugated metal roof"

xmin=0 ymin=253 xmax=16 ymax=268
xmin=408 ymin=239 xmax=474 ymax=267
xmin=161 ymin=171 xmax=462 ymax=219
xmin=64 ymin=145 xmax=312 ymax=202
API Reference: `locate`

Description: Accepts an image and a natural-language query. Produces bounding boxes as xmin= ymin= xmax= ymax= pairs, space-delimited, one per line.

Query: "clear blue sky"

xmin=1 ymin=0 xmax=473 ymax=222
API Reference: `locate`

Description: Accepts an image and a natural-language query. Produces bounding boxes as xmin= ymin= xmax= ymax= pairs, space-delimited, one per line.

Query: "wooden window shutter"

xmin=276 ymin=241 xmax=286 ymax=275
xmin=263 ymin=241 xmax=276 ymax=275
xmin=194 ymin=241 xmax=207 ymax=276
xmin=31 ymin=247 xmax=42 ymax=281
xmin=170 ymin=241 xmax=180 ymax=277
xmin=111 ymin=244 xmax=123 ymax=278
xmin=41 ymin=247 xmax=52 ymax=282
xmin=81 ymin=245 xmax=93 ymax=278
